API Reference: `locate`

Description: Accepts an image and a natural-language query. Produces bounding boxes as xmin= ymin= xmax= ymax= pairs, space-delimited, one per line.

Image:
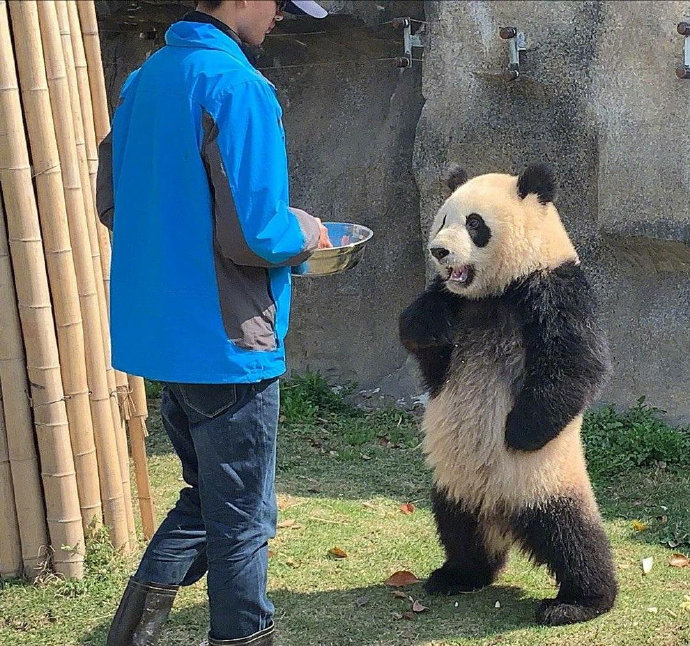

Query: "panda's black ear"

xmin=444 ymin=165 xmax=468 ymax=192
xmin=517 ymin=164 xmax=556 ymax=204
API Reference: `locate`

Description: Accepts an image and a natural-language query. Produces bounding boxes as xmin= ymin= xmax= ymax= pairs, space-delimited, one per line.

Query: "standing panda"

xmin=399 ymin=164 xmax=617 ymax=626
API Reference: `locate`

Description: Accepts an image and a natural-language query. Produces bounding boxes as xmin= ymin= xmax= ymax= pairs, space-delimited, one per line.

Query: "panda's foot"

xmin=536 ymin=597 xmax=613 ymax=626
xmin=424 ymin=566 xmax=490 ymax=596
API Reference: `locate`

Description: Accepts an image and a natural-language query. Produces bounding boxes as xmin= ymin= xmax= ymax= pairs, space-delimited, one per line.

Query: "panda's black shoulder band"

xmin=504 ymin=263 xmax=611 ymax=451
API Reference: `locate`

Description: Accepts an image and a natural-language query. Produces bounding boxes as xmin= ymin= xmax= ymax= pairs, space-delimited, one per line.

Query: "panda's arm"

xmin=399 ymin=278 xmax=461 ymax=352
xmin=399 ymin=278 xmax=461 ymax=392
xmin=505 ymin=263 xmax=612 ymax=452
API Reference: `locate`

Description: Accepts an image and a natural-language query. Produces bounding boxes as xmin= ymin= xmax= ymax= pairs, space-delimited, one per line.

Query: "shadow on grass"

xmin=80 ymin=584 xmax=536 ymax=646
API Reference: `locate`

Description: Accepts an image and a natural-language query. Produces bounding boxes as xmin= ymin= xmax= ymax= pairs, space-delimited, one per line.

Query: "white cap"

xmin=284 ymin=1 xmax=328 ymax=18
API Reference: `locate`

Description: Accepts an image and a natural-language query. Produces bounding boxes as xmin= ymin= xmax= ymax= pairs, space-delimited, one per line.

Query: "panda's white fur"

xmin=399 ymin=164 xmax=617 ymax=627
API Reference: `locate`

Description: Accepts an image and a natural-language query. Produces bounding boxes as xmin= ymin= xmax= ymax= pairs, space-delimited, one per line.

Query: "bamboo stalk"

xmin=0 ymin=380 xmax=22 ymax=579
xmin=67 ymin=0 xmax=135 ymax=541
xmin=37 ymin=0 xmax=110 ymax=534
xmin=66 ymin=1 xmax=109 ymax=299
xmin=74 ymin=0 xmax=112 ymax=305
xmin=56 ymin=0 xmax=131 ymax=549
xmin=128 ymin=376 xmax=155 ymax=540
xmin=0 ymin=0 xmax=84 ymax=578
xmin=12 ymin=0 xmax=104 ymax=542
xmin=0 ymin=190 xmax=49 ymax=579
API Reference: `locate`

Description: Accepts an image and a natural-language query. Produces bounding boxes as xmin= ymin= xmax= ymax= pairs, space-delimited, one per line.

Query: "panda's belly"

xmin=422 ymin=312 xmax=585 ymax=514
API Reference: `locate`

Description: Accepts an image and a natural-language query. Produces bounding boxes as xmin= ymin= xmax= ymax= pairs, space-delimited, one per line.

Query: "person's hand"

xmin=314 ymin=217 xmax=333 ymax=249
xmin=291 ymin=208 xmax=333 ymax=249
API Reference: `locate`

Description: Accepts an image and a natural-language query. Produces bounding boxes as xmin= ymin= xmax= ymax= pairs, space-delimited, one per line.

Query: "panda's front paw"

xmin=399 ymin=306 xmax=454 ymax=352
xmin=505 ymin=401 xmax=553 ymax=452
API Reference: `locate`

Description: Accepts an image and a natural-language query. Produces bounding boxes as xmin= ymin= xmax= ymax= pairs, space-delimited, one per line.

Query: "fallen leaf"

xmin=391 ymin=611 xmax=403 ymax=620
xmin=356 ymin=596 xmax=369 ymax=607
xmin=402 ymin=611 xmax=416 ymax=621
xmin=412 ymin=600 xmax=428 ymax=613
xmin=361 ymin=453 xmax=372 ymax=461
xmin=399 ymin=503 xmax=416 ymax=515
xmin=642 ymin=557 xmax=654 ymax=574
xmin=494 ymin=601 xmax=501 ymax=609
xmin=669 ymin=553 xmax=690 ymax=568
xmin=454 ymin=601 xmax=459 ymax=608
xmin=632 ymin=520 xmax=648 ymax=532
xmin=392 ymin=590 xmax=408 ymax=599
xmin=384 ymin=570 xmax=420 ymax=587
xmin=647 ymin=607 xmax=658 ymax=614
xmin=277 ymin=519 xmax=297 ymax=529
xmin=285 ymin=559 xmax=297 ymax=568
xmin=329 ymin=450 xmax=338 ymax=457
xmin=328 ymin=547 xmax=347 ymax=559
xmin=268 ymin=550 xmax=275 ymax=558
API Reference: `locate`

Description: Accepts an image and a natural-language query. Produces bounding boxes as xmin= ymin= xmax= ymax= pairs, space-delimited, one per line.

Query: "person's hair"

xmin=196 ymin=1 xmax=223 ymax=9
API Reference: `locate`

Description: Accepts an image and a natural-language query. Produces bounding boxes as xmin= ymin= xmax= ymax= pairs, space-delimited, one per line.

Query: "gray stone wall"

xmin=97 ymin=1 xmax=690 ymax=419
xmin=414 ymin=1 xmax=690 ymax=421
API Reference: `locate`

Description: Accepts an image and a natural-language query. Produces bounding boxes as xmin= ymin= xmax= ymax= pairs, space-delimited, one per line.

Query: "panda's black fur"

xmin=399 ymin=164 xmax=617 ymax=626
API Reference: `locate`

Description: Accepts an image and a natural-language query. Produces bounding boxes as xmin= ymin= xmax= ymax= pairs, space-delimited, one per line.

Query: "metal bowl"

xmin=292 ymin=222 xmax=373 ymax=277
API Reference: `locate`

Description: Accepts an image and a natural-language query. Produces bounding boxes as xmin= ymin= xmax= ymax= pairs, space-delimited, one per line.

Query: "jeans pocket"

xmin=178 ymin=383 xmax=238 ymax=419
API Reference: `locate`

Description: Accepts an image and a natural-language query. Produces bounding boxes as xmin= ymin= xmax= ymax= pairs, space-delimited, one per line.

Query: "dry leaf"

xmin=494 ymin=601 xmax=501 ymax=608
xmin=402 ymin=611 xmax=417 ymax=621
xmin=669 ymin=553 xmax=690 ymax=568
xmin=412 ymin=600 xmax=429 ymax=613
xmin=391 ymin=611 xmax=403 ymax=620
xmin=642 ymin=557 xmax=654 ymax=574
xmin=399 ymin=503 xmax=416 ymax=515
xmin=328 ymin=547 xmax=347 ymax=559
xmin=392 ymin=590 xmax=409 ymax=599
xmin=647 ymin=607 xmax=658 ymax=614
xmin=384 ymin=570 xmax=420 ymax=587
xmin=356 ymin=596 xmax=369 ymax=607
xmin=268 ymin=550 xmax=275 ymax=558
xmin=632 ymin=520 xmax=648 ymax=532
xmin=361 ymin=453 xmax=372 ymax=461
xmin=277 ymin=519 xmax=296 ymax=528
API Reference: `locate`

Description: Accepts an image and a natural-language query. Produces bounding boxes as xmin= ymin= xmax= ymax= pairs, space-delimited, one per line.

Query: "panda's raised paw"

xmin=424 ymin=566 xmax=489 ymax=596
xmin=536 ymin=598 xmax=609 ymax=626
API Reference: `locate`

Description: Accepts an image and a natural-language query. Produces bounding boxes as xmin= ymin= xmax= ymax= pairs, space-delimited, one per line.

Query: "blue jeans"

xmin=133 ymin=380 xmax=279 ymax=641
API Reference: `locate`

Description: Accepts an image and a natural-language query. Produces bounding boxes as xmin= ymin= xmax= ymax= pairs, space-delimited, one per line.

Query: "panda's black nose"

xmin=430 ymin=246 xmax=450 ymax=261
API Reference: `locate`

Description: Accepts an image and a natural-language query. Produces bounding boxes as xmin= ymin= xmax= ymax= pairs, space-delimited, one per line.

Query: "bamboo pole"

xmin=67 ymin=0 xmax=135 ymax=542
xmin=128 ymin=376 xmax=155 ymax=540
xmin=54 ymin=0 xmax=134 ymax=550
xmin=37 ymin=0 xmax=109 ymax=534
xmin=0 ymin=0 xmax=84 ymax=578
xmin=0 ymin=382 xmax=22 ymax=580
xmin=0 ymin=190 xmax=49 ymax=579
xmin=11 ymin=0 xmax=105 ymax=541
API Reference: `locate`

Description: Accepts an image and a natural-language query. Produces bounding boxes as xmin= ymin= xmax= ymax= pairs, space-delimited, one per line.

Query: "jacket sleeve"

xmin=201 ymin=80 xmax=321 ymax=268
xmin=96 ymin=131 xmax=114 ymax=230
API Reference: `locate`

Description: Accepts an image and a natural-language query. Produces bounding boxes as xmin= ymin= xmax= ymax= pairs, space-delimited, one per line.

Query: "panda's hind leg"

xmin=511 ymin=495 xmax=618 ymax=626
xmin=426 ymin=487 xmax=508 ymax=595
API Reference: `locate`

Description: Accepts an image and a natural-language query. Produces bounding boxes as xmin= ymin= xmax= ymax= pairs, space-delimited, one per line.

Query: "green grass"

xmin=1 ymin=377 xmax=689 ymax=646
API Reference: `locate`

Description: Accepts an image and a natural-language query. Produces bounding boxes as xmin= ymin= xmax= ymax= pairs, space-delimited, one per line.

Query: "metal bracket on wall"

xmin=677 ymin=22 xmax=690 ymax=79
xmin=499 ymin=26 xmax=527 ymax=81
xmin=392 ymin=17 xmax=426 ymax=69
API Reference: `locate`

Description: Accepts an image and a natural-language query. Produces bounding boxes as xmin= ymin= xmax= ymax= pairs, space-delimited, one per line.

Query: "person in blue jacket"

xmin=97 ymin=2 xmax=330 ymax=645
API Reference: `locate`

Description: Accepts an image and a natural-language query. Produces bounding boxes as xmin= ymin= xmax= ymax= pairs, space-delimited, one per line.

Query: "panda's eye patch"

xmin=466 ymin=213 xmax=491 ymax=247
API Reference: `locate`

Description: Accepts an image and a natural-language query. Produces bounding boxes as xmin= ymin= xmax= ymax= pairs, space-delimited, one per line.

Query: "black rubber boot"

xmin=207 ymin=623 xmax=274 ymax=645
xmin=106 ymin=577 xmax=179 ymax=646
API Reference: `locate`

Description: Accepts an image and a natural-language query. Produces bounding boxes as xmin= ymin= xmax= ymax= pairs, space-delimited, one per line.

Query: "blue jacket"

xmin=97 ymin=18 xmax=320 ymax=383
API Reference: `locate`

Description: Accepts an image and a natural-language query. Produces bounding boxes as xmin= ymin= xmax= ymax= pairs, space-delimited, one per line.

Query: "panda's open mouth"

xmin=445 ymin=264 xmax=475 ymax=286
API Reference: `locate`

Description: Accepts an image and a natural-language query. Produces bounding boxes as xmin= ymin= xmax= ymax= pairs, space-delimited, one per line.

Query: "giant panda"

xmin=399 ymin=164 xmax=617 ymax=626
